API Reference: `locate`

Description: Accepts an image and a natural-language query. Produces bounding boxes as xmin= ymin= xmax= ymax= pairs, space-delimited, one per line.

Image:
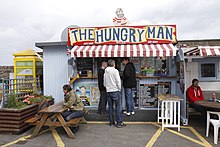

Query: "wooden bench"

xmin=186 ymin=101 xmax=201 ymax=117
xmin=26 ymin=108 xmax=89 ymax=125
xmin=25 ymin=115 xmax=42 ymax=124
xmin=67 ymin=108 xmax=89 ymax=126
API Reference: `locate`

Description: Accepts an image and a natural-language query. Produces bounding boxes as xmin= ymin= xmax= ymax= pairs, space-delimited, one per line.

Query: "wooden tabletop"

xmin=157 ymin=94 xmax=181 ymax=101
xmin=194 ymin=100 xmax=220 ymax=110
xmin=39 ymin=102 xmax=67 ymax=114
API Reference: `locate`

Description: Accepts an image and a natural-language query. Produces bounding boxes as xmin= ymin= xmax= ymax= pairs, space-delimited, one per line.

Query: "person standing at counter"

xmin=97 ymin=61 xmax=108 ymax=114
xmin=104 ymin=60 xmax=126 ymax=128
xmin=122 ymin=57 xmax=136 ymax=116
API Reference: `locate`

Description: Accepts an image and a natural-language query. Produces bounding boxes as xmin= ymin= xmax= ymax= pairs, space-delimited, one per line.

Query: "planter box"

xmin=0 ymin=98 xmax=54 ymax=134
xmin=0 ymin=104 xmax=38 ymax=134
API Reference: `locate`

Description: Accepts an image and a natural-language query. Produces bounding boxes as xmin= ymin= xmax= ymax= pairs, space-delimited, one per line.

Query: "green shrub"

xmin=4 ymin=93 xmax=17 ymax=108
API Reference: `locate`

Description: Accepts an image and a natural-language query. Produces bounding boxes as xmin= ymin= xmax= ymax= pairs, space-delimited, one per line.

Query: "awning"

xmin=200 ymin=46 xmax=220 ymax=56
xmin=71 ymin=44 xmax=177 ymax=58
xmin=184 ymin=46 xmax=220 ymax=57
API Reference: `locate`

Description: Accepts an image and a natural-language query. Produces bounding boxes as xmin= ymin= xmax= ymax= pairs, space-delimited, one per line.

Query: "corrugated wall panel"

xmin=43 ymin=45 xmax=68 ymax=103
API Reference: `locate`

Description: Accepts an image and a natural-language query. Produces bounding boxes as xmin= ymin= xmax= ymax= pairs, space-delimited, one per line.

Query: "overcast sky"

xmin=0 ymin=0 xmax=220 ymax=65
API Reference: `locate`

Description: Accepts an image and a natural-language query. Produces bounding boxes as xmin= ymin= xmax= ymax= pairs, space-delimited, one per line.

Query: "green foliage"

xmin=3 ymin=93 xmax=53 ymax=109
xmin=29 ymin=97 xmax=43 ymax=104
xmin=4 ymin=93 xmax=17 ymax=108
xmin=40 ymin=95 xmax=53 ymax=100
xmin=14 ymin=101 xmax=28 ymax=109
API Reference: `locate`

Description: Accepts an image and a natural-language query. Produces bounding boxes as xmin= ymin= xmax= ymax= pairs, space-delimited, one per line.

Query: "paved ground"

xmin=0 ymin=114 xmax=219 ymax=147
xmin=0 ymin=115 xmax=219 ymax=147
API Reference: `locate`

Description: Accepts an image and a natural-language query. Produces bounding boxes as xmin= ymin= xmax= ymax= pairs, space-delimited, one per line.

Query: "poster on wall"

xmin=75 ymin=83 xmax=100 ymax=107
xmin=90 ymin=84 xmax=100 ymax=106
xmin=75 ymin=83 xmax=91 ymax=106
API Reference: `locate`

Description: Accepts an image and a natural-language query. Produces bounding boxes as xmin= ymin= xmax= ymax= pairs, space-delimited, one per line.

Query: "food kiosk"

xmin=67 ymin=25 xmax=178 ymax=109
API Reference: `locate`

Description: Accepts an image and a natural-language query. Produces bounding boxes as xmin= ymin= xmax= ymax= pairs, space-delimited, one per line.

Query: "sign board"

xmin=68 ymin=25 xmax=177 ymax=46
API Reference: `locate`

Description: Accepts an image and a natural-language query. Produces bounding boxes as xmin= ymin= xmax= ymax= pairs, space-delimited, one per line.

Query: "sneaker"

xmin=116 ymin=122 xmax=127 ymax=128
xmin=131 ymin=111 xmax=135 ymax=115
xmin=123 ymin=111 xmax=127 ymax=114
xmin=126 ymin=112 xmax=131 ymax=116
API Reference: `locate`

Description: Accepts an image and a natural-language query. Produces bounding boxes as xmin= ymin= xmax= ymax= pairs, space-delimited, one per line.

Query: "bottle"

xmin=212 ymin=93 xmax=216 ymax=102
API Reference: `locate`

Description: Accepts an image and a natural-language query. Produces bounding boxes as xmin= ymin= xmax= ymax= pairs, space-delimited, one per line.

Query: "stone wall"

xmin=0 ymin=66 xmax=14 ymax=79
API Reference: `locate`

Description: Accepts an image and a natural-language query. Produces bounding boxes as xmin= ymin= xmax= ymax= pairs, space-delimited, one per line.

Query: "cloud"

xmin=0 ymin=0 xmax=220 ymax=65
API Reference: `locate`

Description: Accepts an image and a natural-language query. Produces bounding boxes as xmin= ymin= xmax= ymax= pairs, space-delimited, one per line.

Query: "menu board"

xmin=138 ymin=82 xmax=171 ymax=108
xmin=158 ymin=82 xmax=171 ymax=94
xmin=139 ymin=84 xmax=158 ymax=107
xmin=76 ymin=58 xmax=93 ymax=71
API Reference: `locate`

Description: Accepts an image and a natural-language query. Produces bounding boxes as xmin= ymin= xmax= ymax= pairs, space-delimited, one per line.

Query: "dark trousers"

xmin=107 ymin=91 xmax=122 ymax=125
xmin=62 ymin=110 xmax=85 ymax=122
xmin=98 ymin=90 xmax=107 ymax=113
xmin=189 ymin=103 xmax=206 ymax=118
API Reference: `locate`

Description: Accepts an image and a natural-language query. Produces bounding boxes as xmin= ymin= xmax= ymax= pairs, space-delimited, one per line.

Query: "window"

xmin=199 ymin=61 xmax=218 ymax=81
xmin=201 ymin=63 xmax=215 ymax=77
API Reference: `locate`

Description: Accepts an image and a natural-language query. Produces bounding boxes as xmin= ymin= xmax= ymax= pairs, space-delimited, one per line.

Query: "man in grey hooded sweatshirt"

xmin=104 ymin=60 xmax=126 ymax=128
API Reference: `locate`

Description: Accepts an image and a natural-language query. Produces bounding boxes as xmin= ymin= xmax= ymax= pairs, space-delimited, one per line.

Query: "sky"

xmin=0 ymin=0 xmax=220 ymax=66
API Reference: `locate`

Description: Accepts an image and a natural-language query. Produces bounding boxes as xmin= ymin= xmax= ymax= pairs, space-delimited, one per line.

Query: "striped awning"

xmin=200 ymin=46 xmax=220 ymax=56
xmin=71 ymin=44 xmax=177 ymax=58
xmin=184 ymin=46 xmax=220 ymax=57
xmin=183 ymin=47 xmax=200 ymax=57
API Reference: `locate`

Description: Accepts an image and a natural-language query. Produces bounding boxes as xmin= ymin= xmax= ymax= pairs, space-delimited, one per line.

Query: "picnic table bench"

xmin=25 ymin=102 xmax=89 ymax=139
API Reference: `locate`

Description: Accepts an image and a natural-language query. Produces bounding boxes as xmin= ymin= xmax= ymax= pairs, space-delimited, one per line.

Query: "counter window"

xmin=140 ymin=57 xmax=170 ymax=76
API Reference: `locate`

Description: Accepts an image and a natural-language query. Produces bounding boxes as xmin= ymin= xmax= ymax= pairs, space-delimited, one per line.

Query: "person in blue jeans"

xmin=62 ymin=84 xmax=85 ymax=132
xmin=104 ymin=60 xmax=126 ymax=128
xmin=122 ymin=57 xmax=136 ymax=116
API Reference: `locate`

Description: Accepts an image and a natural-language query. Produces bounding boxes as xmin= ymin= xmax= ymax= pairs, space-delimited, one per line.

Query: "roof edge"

xmin=35 ymin=41 xmax=67 ymax=49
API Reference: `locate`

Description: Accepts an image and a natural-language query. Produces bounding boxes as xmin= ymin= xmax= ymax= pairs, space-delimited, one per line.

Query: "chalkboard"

xmin=201 ymin=63 xmax=215 ymax=77
xmin=76 ymin=58 xmax=93 ymax=71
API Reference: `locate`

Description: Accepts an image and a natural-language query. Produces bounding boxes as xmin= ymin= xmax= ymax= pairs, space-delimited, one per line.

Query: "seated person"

xmin=187 ymin=78 xmax=204 ymax=114
xmin=62 ymin=84 xmax=85 ymax=132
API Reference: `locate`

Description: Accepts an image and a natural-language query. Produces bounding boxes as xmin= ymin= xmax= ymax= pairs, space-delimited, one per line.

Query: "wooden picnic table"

xmin=194 ymin=100 xmax=220 ymax=112
xmin=29 ymin=102 xmax=87 ymax=139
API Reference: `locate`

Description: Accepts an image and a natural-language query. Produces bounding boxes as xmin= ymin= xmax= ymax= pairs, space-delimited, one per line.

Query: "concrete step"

xmin=85 ymin=109 xmax=157 ymax=122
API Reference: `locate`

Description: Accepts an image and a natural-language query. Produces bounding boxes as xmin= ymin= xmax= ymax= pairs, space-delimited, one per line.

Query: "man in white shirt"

xmin=104 ymin=60 xmax=126 ymax=128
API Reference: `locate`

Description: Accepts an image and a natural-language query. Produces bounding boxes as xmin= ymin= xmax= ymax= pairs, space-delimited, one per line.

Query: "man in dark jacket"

xmin=97 ymin=61 xmax=108 ymax=114
xmin=122 ymin=57 xmax=136 ymax=116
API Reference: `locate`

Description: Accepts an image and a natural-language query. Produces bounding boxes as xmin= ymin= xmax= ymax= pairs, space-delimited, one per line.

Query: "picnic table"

xmin=194 ymin=100 xmax=220 ymax=111
xmin=26 ymin=102 xmax=88 ymax=139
